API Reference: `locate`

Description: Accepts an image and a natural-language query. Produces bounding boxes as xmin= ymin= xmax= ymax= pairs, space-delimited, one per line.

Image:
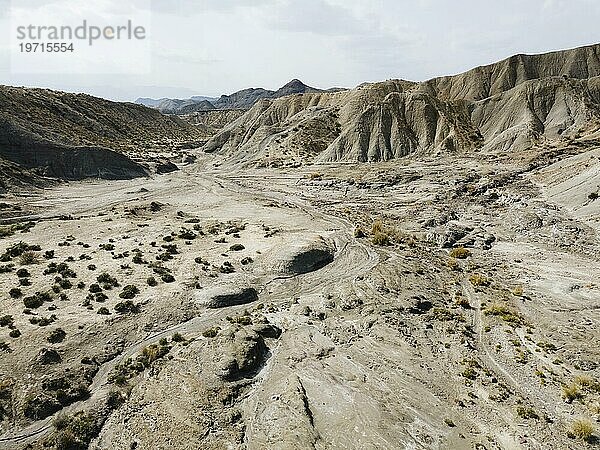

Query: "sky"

xmin=0 ymin=0 xmax=598 ymax=101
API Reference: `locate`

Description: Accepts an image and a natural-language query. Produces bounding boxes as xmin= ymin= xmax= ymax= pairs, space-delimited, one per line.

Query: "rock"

xmin=199 ymin=285 xmax=259 ymax=309
xmin=252 ymin=323 xmax=282 ymax=339
xmin=407 ymin=296 xmax=433 ymax=314
xmin=270 ymin=236 xmax=334 ymax=275
xmin=36 ymin=348 xmax=61 ymax=365
xmin=218 ymin=330 xmax=268 ymax=381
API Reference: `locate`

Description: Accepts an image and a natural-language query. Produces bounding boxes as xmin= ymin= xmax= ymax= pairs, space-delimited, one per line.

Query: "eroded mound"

xmin=199 ymin=285 xmax=259 ymax=309
xmin=269 ymin=236 xmax=335 ymax=275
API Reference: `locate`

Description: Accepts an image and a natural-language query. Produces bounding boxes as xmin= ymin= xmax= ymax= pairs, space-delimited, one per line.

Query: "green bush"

xmin=0 ymin=315 xmax=13 ymax=327
xmin=23 ymin=291 xmax=52 ymax=309
xmin=119 ymin=285 xmax=140 ymax=299
xmin=97 ymin=273 xmax=118 ymax=287
xmin=9 ymin=329 xmax=21 ymax=338
xmin=146 ymin=276 xmax=157 ymax=287
xmin=16 ymin=268 xmax=30 ymax=278
xmin=161 ymin=273 xmax=175 ymax=283
xmin=114 ymin=300 xmax=138 ymax=314
xmin=9 ymin=288 xmax=22 ymax=299
xmin=171 ymin=332 xmax=185 ymax=342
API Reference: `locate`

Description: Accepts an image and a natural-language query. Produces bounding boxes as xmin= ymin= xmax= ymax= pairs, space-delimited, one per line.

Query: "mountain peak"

xmin=282 ymin=79 xmax=307 ymax=89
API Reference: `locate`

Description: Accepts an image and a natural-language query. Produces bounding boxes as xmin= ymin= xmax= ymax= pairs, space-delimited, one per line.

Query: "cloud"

xmin=147 ymin=0 xmax=274 ymax=15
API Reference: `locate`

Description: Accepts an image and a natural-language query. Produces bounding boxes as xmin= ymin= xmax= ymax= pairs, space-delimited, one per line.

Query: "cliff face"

xmin=202 ymin=44 xmax=600 ymax=167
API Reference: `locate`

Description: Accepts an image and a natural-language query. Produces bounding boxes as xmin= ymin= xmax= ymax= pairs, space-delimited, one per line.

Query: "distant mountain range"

xmin=135 ymin=79 xmax=346 ymax=114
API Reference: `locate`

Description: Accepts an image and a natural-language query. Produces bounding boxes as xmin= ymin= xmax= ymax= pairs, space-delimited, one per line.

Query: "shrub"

xmin=372 ymin=232 xmax=390 ymax=246
xmin=484 ymin=304 xmax=525 ymax=325
xmin=516 ymin=406 xmax=539 ymax=420
xmin=2 ymin=241 xmax=41 ymax=259
xmin=23 ymin=291 xmax=52 ymax=309
xmin=19 ymin=251 xmax=39 ymax=265
xmin=447 ymin=258 xmax=460 ymax=271
xmin=0 ymin=315 xmax=13 ymax=327
xmin=229 ymin=244 xmax=245 ymax=251
xmin=562 ymin=383 xmax=582 ymax=402
xmin=354 ymin=227 xmax=365 ymax=238
xmin=161 ymin=244 xmax=178 ymax=255
xmin=97 ymin=273 xmax=118 ymax=287
xmin=9 ymin=329 xmax=21 ymax=338
xmin=9 ymin=288 xmax=22 ymax=299
xmin=449 ymin=247 xmax=471 ymax=259
xmin=97 ymin=307 xmax=110 ymax=315
xmin=88 ymin=284 xmax=102 ymax=293
xmin=469 ymin=274 xmax=489 ymax=287
xmin=202 ymin=327 xmax=220 ymax=338
xmin=461 ymin=367 xmax=477 ymax=380
xmin=139 ymin=343 xmax=169 ymax=367
xmin=161 ymin=273 xmax=175 ymax=283
xmin=455 ymin=295 xmax=470 ymax=308
xmin=114 ymin=300 xmax=138 ymax=314
xmin=574 ymin=375 xmax=594 ymax=388
xmin=52 ymin=411 xmax=101 ymax=449
xmin=240 ymin=257 xmax=254 ymax=265
xmin=58 ymin=279 xmax=73 ymax=290
xmin=47 ymin=328 xmax=66 ymax=343
xmin=178 ymin=228 xmax=197 ymax=240
xmin=512 ymin=286 xmax=524 ymax=297
xmin=0 ymin=264 xmax=14 ymax=273
xmin=146 ymin=276 xmax=158 ymax=287
xmin=119 ymin=285 xmax=140 ymax=299
xmin=16 ymin=268 xmax=30 ymax=278
xmin=171 ymin=332 xmax=185 ymax=342
xmin=570 ymin=418 xmax=595 ymax=442
xmin=589 ymin=192 xmax=599 ymax=201
xmin=19 ymin=278 xmax=31 ymax=286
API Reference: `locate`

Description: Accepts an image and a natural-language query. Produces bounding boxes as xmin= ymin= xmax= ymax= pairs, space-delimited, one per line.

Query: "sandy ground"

xmin=0 ymin=150 xmax=599 ymax=449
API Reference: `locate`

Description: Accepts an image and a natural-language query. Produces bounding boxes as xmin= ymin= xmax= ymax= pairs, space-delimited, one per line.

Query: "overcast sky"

xmin=0 ymin=0 xmax=598 ymax=101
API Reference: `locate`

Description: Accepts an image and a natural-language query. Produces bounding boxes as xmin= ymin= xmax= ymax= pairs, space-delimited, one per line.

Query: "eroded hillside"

xmin=203 ymin=44 xmax=600 ymax=167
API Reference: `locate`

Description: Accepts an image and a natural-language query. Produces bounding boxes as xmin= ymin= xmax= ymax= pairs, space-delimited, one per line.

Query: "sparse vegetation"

xmin=119 ymin=285 xmax=140 ymax=299
xmin=563 ymin=383 xmax=582 ymax=402
xmin=19 ymin=251 xmax=39 ymax=265
xmin=114 ymin=300 xmax=139 ymax=314
xmin=484 ymin=303 xmax=526 ymax=326
xmin=202 ymin=327 xmax=220 ymax=338
xmin=449 ymin=247 xmax=471 ymax=259
xmin=52 ymin=411 xmax=101 ymax=449
xmin=469 ymin=273 xmax=489 ymax=287
xmin=569 ymin=418 xmax=595 ymax=442
xmin=23 ymin=291 xmax=53 ymax=309
xmin=516 ymin=405 xmax=539 ymax=420
xmin=161 ymin=273 xmax=175 ymax=283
